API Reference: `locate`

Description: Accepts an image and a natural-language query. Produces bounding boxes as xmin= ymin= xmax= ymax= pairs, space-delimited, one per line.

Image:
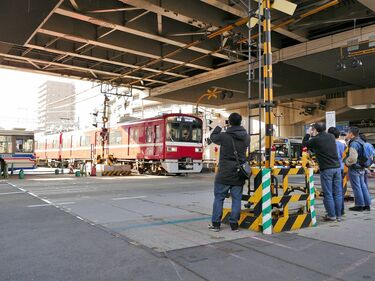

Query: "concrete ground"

xmin=1 ymin=172 xmax=374 ymax=281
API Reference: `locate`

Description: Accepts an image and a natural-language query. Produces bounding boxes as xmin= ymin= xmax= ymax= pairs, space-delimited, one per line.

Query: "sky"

xmin=0 ymin=67 xmax=103 ymax=130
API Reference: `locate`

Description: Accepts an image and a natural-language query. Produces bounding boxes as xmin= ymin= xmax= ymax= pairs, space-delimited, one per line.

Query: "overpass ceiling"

xmin=284 ymin=48 xmax=375 ymax=88
xmin=337 ymin=108 xmax=375 ymax=121
xmin=150 ymin=61 xmax=353 ymax=107
xmin=0 ymin=0 xmax=374 ymax=101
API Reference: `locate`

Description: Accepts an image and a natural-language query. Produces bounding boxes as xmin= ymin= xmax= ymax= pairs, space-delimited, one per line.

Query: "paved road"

xmin=0 ymin=174 xmax=374 ymax=281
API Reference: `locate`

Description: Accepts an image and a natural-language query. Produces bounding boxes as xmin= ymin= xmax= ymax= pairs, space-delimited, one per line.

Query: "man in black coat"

xmin=208 ymin=113 xmax=250 ymax=232
xmin=302 ymin=122 xmax=342 ymax=222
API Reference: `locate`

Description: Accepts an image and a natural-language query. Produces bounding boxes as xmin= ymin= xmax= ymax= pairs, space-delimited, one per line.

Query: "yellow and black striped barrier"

xmin=222 ymin=167 xmax=317 ymax=234
xmin=101 ymin=170 xmax=131 ymax=176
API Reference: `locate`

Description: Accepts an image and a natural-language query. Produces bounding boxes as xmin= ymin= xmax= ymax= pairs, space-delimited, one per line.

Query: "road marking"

xmin=112 ymin=196 xmax=147 ymax=201
xmin=27 ymin=204 xmax=52 ymax=208
xmin=0 ymin=191 xmax=24 ymax=196
xmin=113 ymin=216 xmax=211 ymax=231
xmin=323 ymin=253 xmax=375 ymax=281
xmin=57 ymin=202 xmax=76 ymax=205
xmin=28 ymin=178 xmax=74 ymax=181
xmin=251 ymin=236 xmax=296 ymax=250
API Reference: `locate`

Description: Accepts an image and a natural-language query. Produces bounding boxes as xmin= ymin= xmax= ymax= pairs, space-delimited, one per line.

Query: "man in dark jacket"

xmin=208 ymin=113 xmax=250 ymax=232
xmin=302 ymin=122 xmax=342 ymax=222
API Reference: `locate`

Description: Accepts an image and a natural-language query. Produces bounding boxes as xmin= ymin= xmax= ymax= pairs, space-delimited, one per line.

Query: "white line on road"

xmin=0 ymin=191 xmax=24 ymax=196
xmin=56 ymin=202 xmax=76 ymax=206
xmin=27 ymin=204 xmax=52 ymax=208
xmin=251 ymin=236 xmax=296 ymax=250
xmin=112 ymin=196 xmax=147 ymax=201
xmin=28 ymin=178 xmax=74 ymax=181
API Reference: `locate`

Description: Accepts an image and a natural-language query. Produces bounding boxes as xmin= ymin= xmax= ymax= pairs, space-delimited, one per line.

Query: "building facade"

xmin=37 ymin=81 xmax=76 ymax=132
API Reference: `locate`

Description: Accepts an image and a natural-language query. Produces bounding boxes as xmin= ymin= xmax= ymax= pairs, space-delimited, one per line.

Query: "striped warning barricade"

xmin=222 ymin=167 xmax=317 ymax=234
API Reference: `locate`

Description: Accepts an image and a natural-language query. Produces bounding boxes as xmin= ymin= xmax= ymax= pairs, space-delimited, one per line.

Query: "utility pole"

xmin=100 ymin=95 xmax=109 ymax=158
xmin=274 ymin=113 xmax=283 ymax=137
xmin=97 ymin=83 xmax=133 ymax=160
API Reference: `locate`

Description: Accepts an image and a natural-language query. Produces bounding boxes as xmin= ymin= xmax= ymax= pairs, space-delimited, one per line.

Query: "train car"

xmin=0 ymin=129 xmax=36 ymax=170
xmin=35 ymin=114 xmax=203 ymax=174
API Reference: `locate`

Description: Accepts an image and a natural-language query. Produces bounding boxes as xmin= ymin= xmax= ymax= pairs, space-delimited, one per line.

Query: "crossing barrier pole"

xmin=261 ymin=168 xmax=272 ymax=234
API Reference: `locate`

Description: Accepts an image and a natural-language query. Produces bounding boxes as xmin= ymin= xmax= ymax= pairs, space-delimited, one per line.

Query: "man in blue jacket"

xmin=208 ymin=113 xmax=250 ymax=232
xmin=359 ymin=133 xmax=375 ymax=188
xmin=345 ymin=127 xmax=372 ymax=211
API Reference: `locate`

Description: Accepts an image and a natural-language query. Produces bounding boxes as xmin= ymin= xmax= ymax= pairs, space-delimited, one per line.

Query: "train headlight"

xmin=195 ymin=148 xmax=203 ymax=153
xmin=167 ymin=146 xmax=177 ymax=152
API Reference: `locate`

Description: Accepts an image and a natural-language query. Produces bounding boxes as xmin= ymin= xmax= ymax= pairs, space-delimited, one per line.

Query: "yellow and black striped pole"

xmin=263 ymin=0 xmax=274 ymax=168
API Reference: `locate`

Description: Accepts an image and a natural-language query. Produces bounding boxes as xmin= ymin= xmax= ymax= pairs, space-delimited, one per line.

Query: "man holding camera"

xmin=208 ymin=113 xmax=250 ymax=232
xmin=302 ymin=122 xmax=342 ymax=222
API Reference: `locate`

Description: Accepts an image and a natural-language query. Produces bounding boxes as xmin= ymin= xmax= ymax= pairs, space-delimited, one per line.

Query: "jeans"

xmin=349 ymin=169 xmax=372 ymax=207
xmin=341 ymin=169 xmax=345 ymax=214
xmin=320 ymin=168 xmax=343 ymax=218
xmin=212 ymin=182 xmax=243 ymax=226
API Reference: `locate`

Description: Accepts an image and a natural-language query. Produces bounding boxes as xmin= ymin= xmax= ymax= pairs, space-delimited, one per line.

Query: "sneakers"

xmin=336 ymin=217 xmax=342 ymax=222
xmin=230 ymin=223 xmax=239 ymax=232
xmin=363 ymin=206 xmax=371 ymax=211
xmin=323 ymin=215 xmax=336 ymax=222
xmin=208 ymin=224 xmax=220 ymax=232
xmin=208 ymin=223 xmax=240 ymax=232
xmin=349 ymin=206 xmax=364 ymax=212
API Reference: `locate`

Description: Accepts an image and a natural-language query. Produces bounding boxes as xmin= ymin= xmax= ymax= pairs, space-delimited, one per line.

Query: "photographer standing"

xmin=208 ymin=113 xmax=250 ymax=232
xmin=303 ymin=122 xmax=342 ymax=222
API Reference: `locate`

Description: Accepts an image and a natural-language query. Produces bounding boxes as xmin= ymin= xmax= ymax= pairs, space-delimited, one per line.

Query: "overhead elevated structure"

xmin=0 ymin=0 xmax=373 ymax=107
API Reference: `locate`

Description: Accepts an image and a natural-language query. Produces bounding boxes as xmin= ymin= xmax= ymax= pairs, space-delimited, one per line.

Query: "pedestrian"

xmin=303 ymin=122 xmax=342 ymax=222
xmin=208 ymin=113 xmax=250 ymax=232
xmin=344 ymin=127 xmax=372 ymax=211
xmin=359 ymin=133 xmax=375 ymax=188
xmin=0 ymin=157 xmax=5 ymax=178
xmin=328 ymin=127 xmax=346 ymax=215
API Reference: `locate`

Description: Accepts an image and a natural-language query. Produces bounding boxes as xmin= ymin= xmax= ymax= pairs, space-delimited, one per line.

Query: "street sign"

xmin=325 ymin=111 xmax=336 ymax=130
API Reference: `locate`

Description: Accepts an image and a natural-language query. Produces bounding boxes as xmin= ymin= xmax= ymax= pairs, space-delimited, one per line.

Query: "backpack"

xmin=355 ymin=141 xmax=374 ymax=168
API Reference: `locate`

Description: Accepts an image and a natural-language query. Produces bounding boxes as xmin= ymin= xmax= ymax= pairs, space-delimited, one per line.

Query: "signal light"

xmin=220 ymin=90 xmax=234 ymax=100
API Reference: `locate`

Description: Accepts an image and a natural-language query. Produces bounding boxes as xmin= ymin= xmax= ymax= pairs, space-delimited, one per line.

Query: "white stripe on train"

xmin=35 ymin=142 xmax=202 ymax=153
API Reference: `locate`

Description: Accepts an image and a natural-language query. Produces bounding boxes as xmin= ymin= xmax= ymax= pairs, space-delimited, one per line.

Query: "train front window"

xmin=167 ymin=122 xmax=180 ymax=142
xmin=166 ymin=116 xmax=202 ymax=143
xmin=191 ymin=123 xmax=202 ymax=142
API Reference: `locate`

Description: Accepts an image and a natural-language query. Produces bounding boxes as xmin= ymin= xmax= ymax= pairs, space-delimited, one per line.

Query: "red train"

xmin=35 ymin=114 xmax=203 ymax=174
